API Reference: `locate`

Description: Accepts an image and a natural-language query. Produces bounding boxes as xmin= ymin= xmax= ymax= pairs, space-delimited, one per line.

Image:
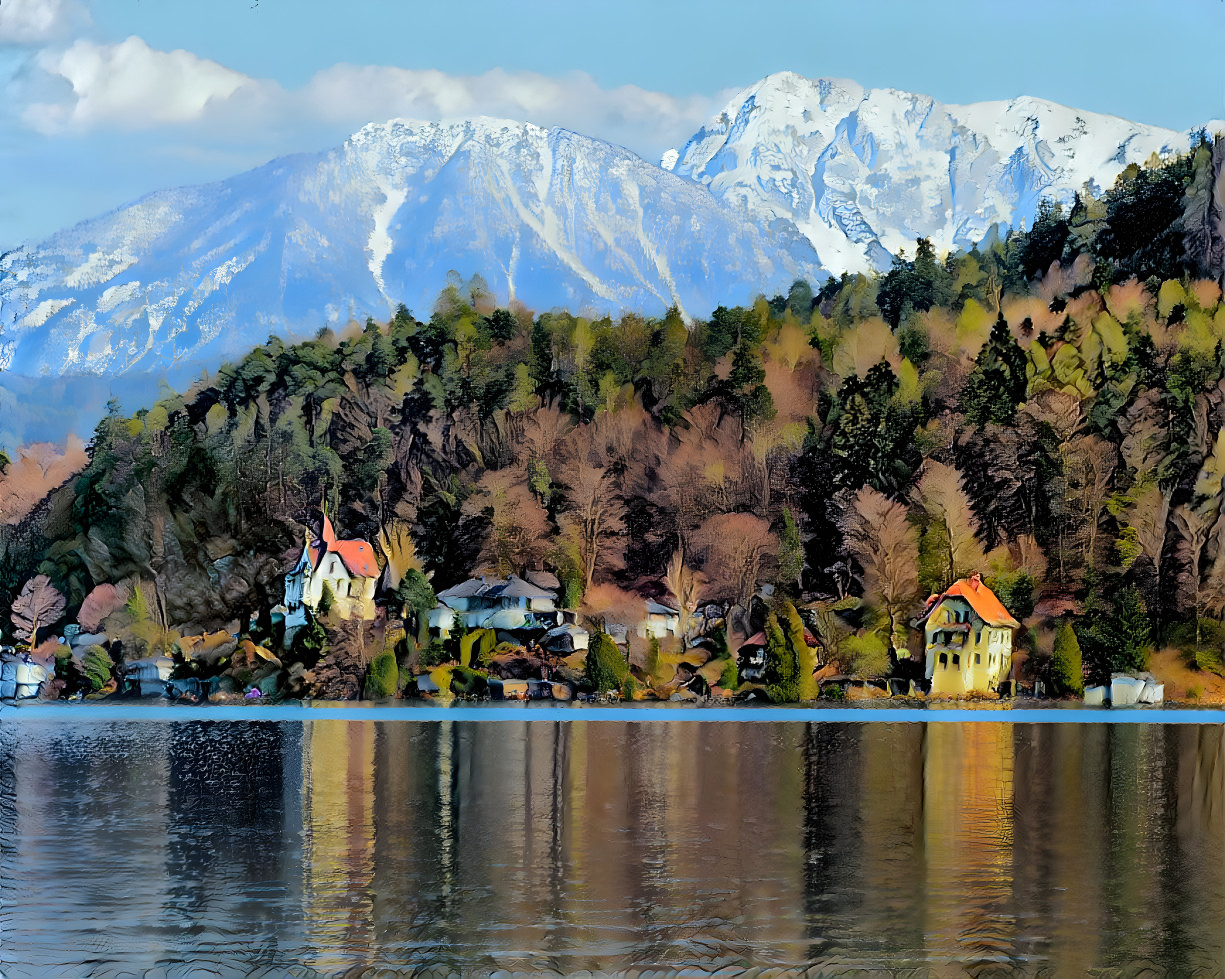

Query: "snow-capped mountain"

xmin=2 ymin=73 xmax=1216 ymax=393
xmin=0 ymin=118 xmax=824 ymax=380
xmin=665 ymin=72 xmax=1201 ymax=274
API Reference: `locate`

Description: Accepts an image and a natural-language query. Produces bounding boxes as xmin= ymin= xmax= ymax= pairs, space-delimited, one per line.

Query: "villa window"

xmin=939 ymin=652 xmax=948 ymax=667
xmin=952 ymin=654 xmax=960 ymax=669
xmin=975 ymin=653 xmax=981 ymax=665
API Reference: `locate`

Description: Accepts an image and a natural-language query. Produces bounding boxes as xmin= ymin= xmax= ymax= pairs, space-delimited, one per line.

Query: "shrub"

xmin=585 ymin=632 xmax=628 ymax=692
xmin=81 ymin=644 xmax=114 ymax=692
xmin=718 ymin=657 xmax=738 ymax=690
xmin=460 ymin=628 xmax=496 ymax=669
xmin=450 ymin=666 xmax=487 ymax=697
xmin=291 ymin=619 xmax=328 ymax=667
xmin=842 ymin=632 xmax=889 ymax=678
xmin=1195 ymin=646 xmax=1225 ymax=676
xmin=1051 ymin=621 xmax=1084 ymax=696
xmin=365 ymin=650 xmax=398 ymax=699
xmin=620 ymin=676 xmax=639 ymax=701
xmin=419 ymin=638 xmax=449 ymax=668
xmin=317 ymin=582 xmax=335 ymax=618
xmin=646 ymin=636 xmax=661 ymax=680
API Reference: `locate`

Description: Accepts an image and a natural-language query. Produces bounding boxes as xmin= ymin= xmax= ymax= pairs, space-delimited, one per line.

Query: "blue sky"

xmin=2 ymin=0 xmax=1223 ymax=248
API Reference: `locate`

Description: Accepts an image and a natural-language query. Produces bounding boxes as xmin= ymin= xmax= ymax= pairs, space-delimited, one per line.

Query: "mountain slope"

xmin=0 ymin=118 xmax=824 ymax=381
xmin=665 ymin=72 xmax=1201 ymax=274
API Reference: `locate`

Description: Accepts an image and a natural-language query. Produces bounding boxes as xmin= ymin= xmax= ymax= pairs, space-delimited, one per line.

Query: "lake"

xmin=2 ymin=706 xmax=1225 ymax=974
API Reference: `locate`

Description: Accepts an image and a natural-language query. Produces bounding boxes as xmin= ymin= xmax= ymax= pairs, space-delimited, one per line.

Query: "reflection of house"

xmin=429 ymin=575 xmax=558 ymax=637
xmin=284 ymin=515 xmax=379 ymax=628
xmin=918 ymin=574 xmax=1019 ymax=696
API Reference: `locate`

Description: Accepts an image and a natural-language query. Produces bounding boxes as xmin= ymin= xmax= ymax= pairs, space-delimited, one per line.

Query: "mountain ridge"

xmin=2 ymin=72 xmax=1220 ymax=397
xmin=665 ymin=71 xmax=1215 ymax=274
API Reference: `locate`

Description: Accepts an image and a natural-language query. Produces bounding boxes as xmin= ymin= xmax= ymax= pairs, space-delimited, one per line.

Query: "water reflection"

xmin=2 ymin=719 xmax=1225 ymax=973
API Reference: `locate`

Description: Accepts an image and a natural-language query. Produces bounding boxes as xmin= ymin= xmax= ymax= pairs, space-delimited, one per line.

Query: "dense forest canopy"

xmin=3 ymin=132 xmax=1225 ymax=690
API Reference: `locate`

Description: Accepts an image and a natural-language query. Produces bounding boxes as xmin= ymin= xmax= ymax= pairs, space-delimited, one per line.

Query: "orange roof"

xmin=922 ymin=574 xmax=1020 ymax=629
xmin=307 ymin=515 xmax=379 ymax=578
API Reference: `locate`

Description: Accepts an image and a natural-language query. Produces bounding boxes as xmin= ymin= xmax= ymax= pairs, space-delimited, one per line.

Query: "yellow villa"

xmin=918 ymin=574 xmax=1020 ymax=696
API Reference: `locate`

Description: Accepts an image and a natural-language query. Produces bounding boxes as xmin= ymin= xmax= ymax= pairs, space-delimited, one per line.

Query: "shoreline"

xmin=4 ymin=699 xmax=1225 ymax=724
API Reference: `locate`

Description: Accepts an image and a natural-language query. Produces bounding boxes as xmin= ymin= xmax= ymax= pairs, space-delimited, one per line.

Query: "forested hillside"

xmin=3 ymin=134 xmax=1225 ymax=690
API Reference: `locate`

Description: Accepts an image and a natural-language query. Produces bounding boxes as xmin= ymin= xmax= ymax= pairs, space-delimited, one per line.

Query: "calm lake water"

xmin=3 ymin=710 xmax=1225 ymax=975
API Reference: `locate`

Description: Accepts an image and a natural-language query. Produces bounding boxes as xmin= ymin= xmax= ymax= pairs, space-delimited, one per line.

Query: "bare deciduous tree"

xmin=838 ymin=486 xmax=920 ymax=652
xmin=12 ymin=575 xmax=66 ymax=644
xmin=463 ymin=469 xmax=552 ymax=577
xmin=663 ymin=550 xmax=706 ymax=637
xmin=694 ymin=512 xmax=776 ymax=613
xmin=558 ymin=463 xmax=625 ymax=592
xmin=912 ymin=461 xmax=985 ymax=589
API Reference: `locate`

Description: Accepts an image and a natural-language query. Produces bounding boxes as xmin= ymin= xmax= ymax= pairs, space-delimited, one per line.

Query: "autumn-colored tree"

xmin=0 ymin=438 xmax=88 ymax=526
xmin=558 ymin=462 xmax=625 ymax=592
xmin=11 ymin=575 xmax=66 ymax=644
xmin=464 ymin=469 xmax=552 ymax=577
xmin=77 ymin=582 xmax=130 ymax=634
xmin=694 ymin=512 xmax=776 ymax=612
xmin=376 ymin=519 xmax=422 ymax=592
xmin=838 ymin=486 xmax=920 ymax=652
xmin=663 ymin=550 xmax=705 ymax=637
xmin=913 ymin=461 xmax=986 ymax=592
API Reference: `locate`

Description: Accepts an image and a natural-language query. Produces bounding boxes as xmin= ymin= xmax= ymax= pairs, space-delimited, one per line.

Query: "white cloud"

xmin=24 ymin=35 xmax=268 ymax=134
xmin=18 ymin=35 xmax=719 ymax=159
xmin=0 ymin=0 xmax=87 ymax=45
xmin=298 ymin=64 xmax=721 ymax=155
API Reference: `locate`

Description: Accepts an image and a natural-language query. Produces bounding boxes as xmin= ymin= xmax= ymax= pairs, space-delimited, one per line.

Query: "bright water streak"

xmin=2 ymin=715 xmax=1225 ymax=974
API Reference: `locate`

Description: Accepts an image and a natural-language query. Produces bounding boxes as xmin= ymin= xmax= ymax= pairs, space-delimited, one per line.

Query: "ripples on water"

xmin=2 ymin=716 xmax=1225 ymax=975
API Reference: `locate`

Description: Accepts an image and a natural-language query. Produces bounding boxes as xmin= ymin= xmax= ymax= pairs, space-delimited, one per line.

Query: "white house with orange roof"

xmin=284 ymin=515 xmax=379 ymax=628
xmin=916 ymin=573 xmax=1020 ymax=695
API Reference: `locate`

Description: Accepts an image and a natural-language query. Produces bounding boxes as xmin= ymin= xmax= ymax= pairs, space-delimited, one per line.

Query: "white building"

xmin=428 ymin=575 xmax=558 ymax=637
xmin=284 ymin=515 xmax=379 ymax=630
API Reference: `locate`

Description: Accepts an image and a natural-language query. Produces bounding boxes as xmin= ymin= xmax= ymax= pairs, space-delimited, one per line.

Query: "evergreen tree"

xmin=646 ymin=635 xmax=661 ymax=681
xmin=718 ymin=340 xmax=775 ymax=441
xmin=1108 ymin=586 xmax=1151 ymax=673
xmin=1051 ymin=620 xmax=1084 ymax=696
xmin=961 ymin=313 xmax=1029 ymax=425
xmin=763 ymin=613 xmax=799 ymax=702
xmin=585 ymin=632 xmax=628 ymax=692
xmin=827 ymin=360 xmax=919 ymax=494
xmin=781 ymin=602 xmax=818 ymax=700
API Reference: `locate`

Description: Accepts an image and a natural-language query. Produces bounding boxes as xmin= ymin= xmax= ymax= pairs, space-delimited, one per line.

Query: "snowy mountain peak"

xmin=668 ymin=74 xmax=1193 ymax=274
xmin=0 ymin=116 xmax=823 ymax=383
